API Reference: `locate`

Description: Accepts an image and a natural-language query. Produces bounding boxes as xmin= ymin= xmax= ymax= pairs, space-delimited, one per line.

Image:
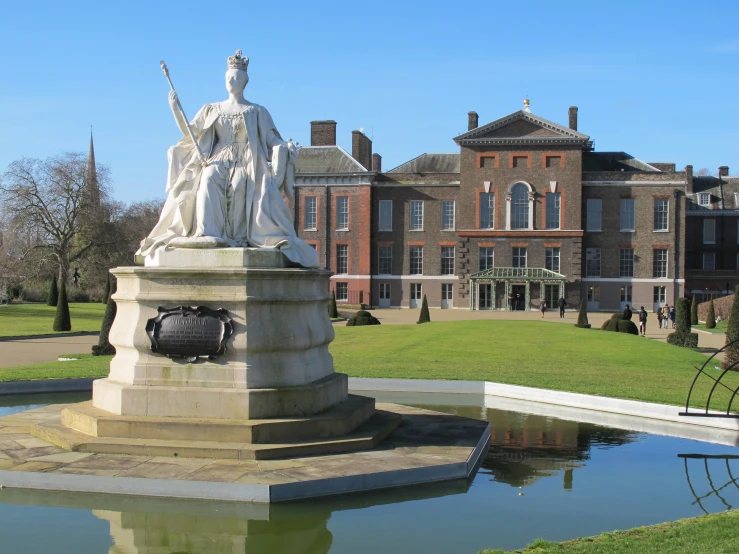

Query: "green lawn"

xmin=0 ymin=354 xmax=110 ymax=382
xmin=0 ymin=320 xmax=732 ymax=410
xmin=694 ymin=320 xmax=728 ymax=334
xmin=0 ymin=303 xmax=106 ymax=337
xmin=480 ymin=510 xmax=739 ymax=553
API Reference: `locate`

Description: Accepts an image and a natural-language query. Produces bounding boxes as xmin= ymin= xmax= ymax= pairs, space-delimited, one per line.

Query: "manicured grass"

xmin=694 ymin=320 xmax=728 ymax=334
xmin=0 ymin=303 xmax=105 ymax=337
xmin=479 ymin=510 xmax=739 ymax=553
xmin=332 ymin=320 xmax=733 ymax=408
xmin=0 ymin=354 xmax=111 ymax=382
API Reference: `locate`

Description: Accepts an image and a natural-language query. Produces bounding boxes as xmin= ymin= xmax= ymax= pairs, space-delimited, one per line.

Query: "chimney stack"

xmin=310 ymin=120 xmax=337 ymax=146
xmin=685 ymin=165 xmax=694 ymax=194
xmin=372 ymin=153 xmax=382 ymax=172
xmin=568 ymin=106 xmax=578 ymax=131
xmin=352 ymin=130 xmax=373 ymax=171
xmin=719 ymin=166 xmax=729 ymax=178
xmin=468 ymin=111 xmax=479 ymax=131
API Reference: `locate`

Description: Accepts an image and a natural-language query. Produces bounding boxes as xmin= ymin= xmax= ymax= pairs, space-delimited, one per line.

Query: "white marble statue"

xmin=136 ymin=51 xmax=320 ymax=268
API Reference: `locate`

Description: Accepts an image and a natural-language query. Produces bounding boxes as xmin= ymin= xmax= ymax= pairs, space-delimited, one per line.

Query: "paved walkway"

xmin=0 ymin=336 xmax=98 ymax=368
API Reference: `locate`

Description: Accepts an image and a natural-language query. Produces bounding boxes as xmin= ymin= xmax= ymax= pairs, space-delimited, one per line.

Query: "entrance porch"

xmin=469 ymin=267 xmax=567 ymax=311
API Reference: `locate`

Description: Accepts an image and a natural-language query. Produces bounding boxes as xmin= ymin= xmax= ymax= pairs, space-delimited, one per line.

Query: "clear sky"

xmin=0 ymin=0 xmax=737 ymax=204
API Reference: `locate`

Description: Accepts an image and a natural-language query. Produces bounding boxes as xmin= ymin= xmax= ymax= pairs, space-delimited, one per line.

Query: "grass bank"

xmin=480 ymin=510 xmax=739 ymax=553
xmin=0 ymin=354 xmax=110 ymax=382
xmin=0 ymin=303 xmax=105 ymax=337
xmin=694 ymin=320 xmax=728 ymax=334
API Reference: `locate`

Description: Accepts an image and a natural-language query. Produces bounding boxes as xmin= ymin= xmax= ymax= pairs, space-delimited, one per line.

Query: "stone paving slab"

xmin=0 ymin=402 xmax=490 ymax=503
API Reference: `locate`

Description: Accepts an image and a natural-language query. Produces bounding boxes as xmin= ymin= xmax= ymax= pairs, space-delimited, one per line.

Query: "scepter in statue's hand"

xmin=160 ymin=61 xmax=207 ymax=165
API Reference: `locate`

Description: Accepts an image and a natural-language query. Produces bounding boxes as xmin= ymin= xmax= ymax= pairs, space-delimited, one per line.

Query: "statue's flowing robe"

xmin=135 ymin=102 xmax=320 ymax=268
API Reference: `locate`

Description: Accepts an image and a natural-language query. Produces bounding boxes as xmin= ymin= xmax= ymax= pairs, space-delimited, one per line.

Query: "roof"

xmin=689 ymin=176 xmax=739 ymax=210
xmin=387 ymin=153 xmax=460 ymax=174
xmin=582 ymin=152 xmax=660 ymax=172
xmin=295 ymin=146 xmax=366 ymax=174
xmin=453 ymin=110 xmax=590 ymax=146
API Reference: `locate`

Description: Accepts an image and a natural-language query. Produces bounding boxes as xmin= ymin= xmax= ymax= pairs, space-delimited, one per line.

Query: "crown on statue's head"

xmin=227 ymin=50 xmax=249 ymax=71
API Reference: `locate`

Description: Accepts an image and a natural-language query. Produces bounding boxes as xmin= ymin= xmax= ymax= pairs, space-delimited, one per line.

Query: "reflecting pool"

xmin=0 ymin=391 xmax=737 ymax=553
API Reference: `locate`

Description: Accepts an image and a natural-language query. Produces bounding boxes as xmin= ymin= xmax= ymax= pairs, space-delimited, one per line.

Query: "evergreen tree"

xmin=675 ymin=297 xmax=691 ymax=333
xmin=53 ymin=279 xmax=71 ymax=332
xmin=417 ymin=295 xmax=431 ymax=324
xmin=723 ymin=286 xmax=739 ymax=370
xmin=706 ymin=298 xmax=716 ymax=329
xmin=102 ymin=273 xmax=111 ymax=304
xmin=47 ymin=277 xmax=58 ymax=307
xmin=575 ymin=300 xmax=590 ymax=328
xmin=328 ymin=290 xmax=339 ymax=319
xmin=92 ymin=275 xmax=116 ymax=355
xmin=691 ymin=294 xmax=699 ymax=326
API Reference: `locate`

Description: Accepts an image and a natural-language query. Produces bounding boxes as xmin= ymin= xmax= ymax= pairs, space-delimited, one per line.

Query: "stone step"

xmin=31 ymin=410 xmax=402 ymax=461
xmin=61 ymin=395 xmax=375 ymax=444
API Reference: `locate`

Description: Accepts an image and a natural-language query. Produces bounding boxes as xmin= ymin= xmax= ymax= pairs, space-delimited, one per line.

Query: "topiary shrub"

xmin=706 ymin=299 xmax=716 ymax=329
xmin=723 ymin=286 xmax=739 ymax=370
xmin=617 ymin=320 xmax=639 ymax=335
xmin=102 ymin=274 xmax=111 ymax=304
xmin=346 ymin=310 xmax=381 ymax=326
xmin=667 ymin=332 xmax=699 ymax=348
xmin=622 ymin=306 xmax=633 ymax=321
xmin=53 ymin=280 xmax=71 ymax=332
xmin=575 ymin=300 xmax=591 ymax=328
xmin=92 ymin=275 xmax=116 ymax=356
xmin=328 ymin=290 xmax=339 ymax=319
xmin=47 ymin=277 xmax=58 ymax=307
xmin=675 ymin=298 xmax=691 ymax=334
xmin=691 ymin=294 xmax=699 ymax=326
xmin=417 ymin=295 xmax=431 ymax=324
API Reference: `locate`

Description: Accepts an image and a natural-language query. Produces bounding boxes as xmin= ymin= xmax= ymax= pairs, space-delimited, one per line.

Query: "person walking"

xmin=638 ymin=306 xmax=648 ymax=336
xmin=557 ymin=296 xmax=567 ymax=318
xmin=657 ymin=307 xmax=663 ymax=329
xmin=669 ymin=305 xmax=676 ymax=329
xmin=623 ymin=304 xmax=632 ymax=321
xmin=539 ymin=298 xmax=547 ymax=318
xmin=661 ymin=304 xmax=670 ymax=329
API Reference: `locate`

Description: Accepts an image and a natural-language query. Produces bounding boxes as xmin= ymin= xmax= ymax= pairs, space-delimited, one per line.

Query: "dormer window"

xmin=698 ymin=193 xmax=711 ymax=206
xmin=734 ymin=192 xmax=739 ymax=207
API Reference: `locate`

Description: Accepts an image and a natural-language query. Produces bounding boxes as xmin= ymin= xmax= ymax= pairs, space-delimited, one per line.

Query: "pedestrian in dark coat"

xmin=557 ymin=296 xmax=566 ymax=318
xmin=623 ymin=305 xmax=632 ymax=321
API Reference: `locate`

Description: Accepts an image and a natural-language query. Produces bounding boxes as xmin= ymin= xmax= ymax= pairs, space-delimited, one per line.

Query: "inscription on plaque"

xmin=145 ymin=306 xmax=234 ymax=363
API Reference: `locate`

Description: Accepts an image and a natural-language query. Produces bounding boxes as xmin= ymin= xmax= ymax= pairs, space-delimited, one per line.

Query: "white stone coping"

xmin=348 ymin=377 xmax=739 ymax=433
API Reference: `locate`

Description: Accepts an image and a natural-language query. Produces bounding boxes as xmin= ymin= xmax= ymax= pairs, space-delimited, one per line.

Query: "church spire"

xmin=84 ymin=128 xmax=101 ymax=212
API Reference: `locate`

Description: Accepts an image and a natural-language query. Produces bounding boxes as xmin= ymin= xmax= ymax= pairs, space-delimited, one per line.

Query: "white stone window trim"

xmin=619 ymin=198 xmax=636 ymax=232
xmin=441 ymin=200 xmax=456 ymax=231
xmin=410 ymin=200 xmax=424 ymax=231
xmin=505 ymin=181 xmax=534 ymax=231
xmin=698 ymin=192 xmax=711 ymax=206
xmin=304 ymin=196 xmax=318 ymax=231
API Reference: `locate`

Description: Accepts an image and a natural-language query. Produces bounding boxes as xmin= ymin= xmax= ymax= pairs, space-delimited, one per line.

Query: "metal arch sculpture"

xmin=679 ymin=453 xmax=739 ymax=514
xmin=679 ymin=338 xmax=739 ymax=418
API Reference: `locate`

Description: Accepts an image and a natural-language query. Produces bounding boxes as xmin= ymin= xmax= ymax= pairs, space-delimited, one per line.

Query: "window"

xmin=336 ymin=244 xmax=348 ymax=274
xmin=409 ymin=246 xmax=423 ymax=274
xmin=480 ymin=193 xmax=495 ymax=229
xmin=620 ymin=248 xmax=634 ymax=277
xmin=588 ymin=286 xmax=599 ymax=302
xmin=379 ymin=283 xmax=391 ymax=300
xmin=441 ymin=246 xmax=455 ymax=275
xmin=335 ymin=282 xmax=348 ymax=302
xmin=336 ymin=196 xmax=349 ymax=230
xmin=703 ymin=252 xmax=716 ymax=270
xmin=479 ymin=247 xmax=494 ymax=271
xmin=620 ymin=198 xmax=635 ymax=231
xmin=481 ymin=156 xmax=496 ymax=168
xmin=511 ymin=183 xmax=530 ymax=230
xmin=545 ymin=156 xmax=561 ymax=168
xmin=378 ymin=245 xmax=392 ymax=274
xmin=512 ymin=247 xmax=527 ymax=268
xmin=699 ymin=193 xmax=711 ymax=206
xmin=378 ymin=200 xmax=392 ymax=231
xmin=703 ymin=219 xmax=716 ymax=244
xmin=545 ymin=193 xmax=561 ymax=229
xmin=513 ymin=156 xmax=528 ymax=168
xmin=586 ymin=199 xmax=602 ymax=232
xmin=441 ymin=283 xmax=453 ymax=300
xmin=734 ymin=192 xmax=739 ymax=208
xmin=410 ymin=283 xmax=422 ymax=300
xmin=653 ymin=249 xmax=668 ymax=278
xmin=653 ymin=286 xmax=666 ymax=305
xmin=410 ymin=200 xmax=424 ymax=231
xmin=304 ymin=196 xmax=317 ymax=230
xmin=545 ymin=247 xmax=560 ymax=273
xmin=441 ymin=200 xmax=455 ymax=230
xmin=585 ymin=248 xmax=601 ymax=277
xmin=654 ymin=199 xmax=669 ymax=231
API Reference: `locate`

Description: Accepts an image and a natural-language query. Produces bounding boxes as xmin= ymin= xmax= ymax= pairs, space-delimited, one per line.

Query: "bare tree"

xmin=0 ymin=153 xmax=110 ymax=284
xmin=696 ymin=168 xmax=713 ymax=176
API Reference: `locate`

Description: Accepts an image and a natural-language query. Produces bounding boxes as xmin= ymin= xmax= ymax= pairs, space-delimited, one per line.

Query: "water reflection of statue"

xmin=135 ymin=50 xmax=319 ymax=269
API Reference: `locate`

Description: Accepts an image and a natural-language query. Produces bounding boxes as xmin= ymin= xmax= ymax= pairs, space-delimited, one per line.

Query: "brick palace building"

xmin=293 ymin=102 xmax=739 ymax=312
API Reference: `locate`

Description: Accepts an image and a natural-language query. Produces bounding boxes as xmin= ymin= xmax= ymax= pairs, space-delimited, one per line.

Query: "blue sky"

xmin=0 ymin=0 xmax=737 ymax=204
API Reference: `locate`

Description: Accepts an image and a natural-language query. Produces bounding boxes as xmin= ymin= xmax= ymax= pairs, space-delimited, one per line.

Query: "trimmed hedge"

xmin=724 ymin=286 xmax=739 ymax=370
xmin=575 ymin=300 xmax=591 ymax=328
xmin=328 ymin=290 xmax=339 ymax=319
xmin=53 ymin=280 xmax=72 ymax=332
xmin=617 ymin=320 xmax=639 ymax=335
xmin=47 ymin=277 xmax=58 ymax=307
xmin=602 ymin=313 xmax=637 ymax=335
xmin=346 ymin=310 xmax=381 ymax=326
xmin=706 ymin=299 xmax=716 ymax=329
xmin=92 ymin=275 xmax=117 ymax=356
xmin=417 ymin=295 xmax=431 ymax=324
xmin=667 ymin=332 xmax=699 ymax=348
xmin=691 ymin=294 xmax=699 ymax=326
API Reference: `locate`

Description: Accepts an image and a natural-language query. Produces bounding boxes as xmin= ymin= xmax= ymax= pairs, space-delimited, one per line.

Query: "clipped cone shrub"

xmin=575 ymin=300 xmax=591 ymax=328
xmin=617 ymin=320 xmax=639 ymax=335
xmin=706 ymin=299 xmax=716 ymax=329
xmin=346 ymin=310 xmax=381 ymax=326
xmin=417 ymin=295 xmax=431 ymax=324
xmin=691 ymin=294 xmax=699 ymax=326
xmin=102 ymin=274 xmax=111 ymax=304
xmin=53 ymin=280 xmax=71 ymax=332
xmin=47 ymin=277 xmax=58 ymax=307
xmin=328 ymin=290 xmax=339 ymax=319
xmin=723 ymin=286 xmax=739 ymax=370
xmin=92 ymin=275 xmax=117 ymax=356
xmin=668 ymin=297 xmax=699 ymax=348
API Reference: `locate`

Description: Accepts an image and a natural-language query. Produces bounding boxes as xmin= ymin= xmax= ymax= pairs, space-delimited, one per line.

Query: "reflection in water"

xmin=680 ymin=454 xmax=739 ymax=514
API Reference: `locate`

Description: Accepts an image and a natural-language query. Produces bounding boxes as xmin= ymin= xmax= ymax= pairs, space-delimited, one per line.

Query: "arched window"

xmin=511 ymin=183 xmax=530 ymax=230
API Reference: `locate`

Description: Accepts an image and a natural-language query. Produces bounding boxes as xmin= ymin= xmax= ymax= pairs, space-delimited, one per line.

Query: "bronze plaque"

xmin=145 ymin=306 xmax=234 ymax=363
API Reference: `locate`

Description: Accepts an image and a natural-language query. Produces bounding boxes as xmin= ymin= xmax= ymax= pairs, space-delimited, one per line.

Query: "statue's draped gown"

xmin=136 ymin=102 xmax=320 ymax=268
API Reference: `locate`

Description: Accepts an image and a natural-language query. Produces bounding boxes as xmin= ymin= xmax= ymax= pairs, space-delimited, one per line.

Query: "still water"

xmin=0 ymin=391 xmax=737 ymax=553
